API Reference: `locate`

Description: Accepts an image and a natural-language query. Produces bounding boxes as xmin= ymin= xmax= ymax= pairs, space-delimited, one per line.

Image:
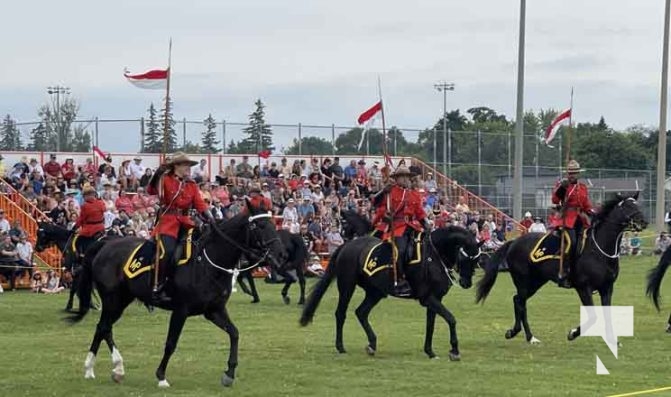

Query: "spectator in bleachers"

xmin=118 ymin=159 xmax=131 ymax=190
xmin=311 ymin=185 xmax=325 ymax=204
xmin=325 ymin=224 xmax=344 ymax=254
xmin=520 ymin=211 xmax=533 ymax=232
xmin=100 ymin=165 xmax=117 ymax=187
xmin=82 ymin=158 xmax=97 ymax=176
xmin=15 ymin=234 xmax=33 ymax=274
xmin=192 ymin=159 xmax=208 ymax=183
xmin=654 ymin=232 xmax=671 ymax=255
xmin=630 ymin=232 xmax=642 ymax=255
xmin=97 ymin=154 xmax=115 ymax=177
xmin=297 ymin=197 xmax=315 ymax=221
xmin=115 ymin=190 xmax=134 ymax=215
xmin=8 ymin=220 xmax=24 ymax=245
xmin=42 ymin=269 xmax=64 ymax=294
xmin=236 ymin=155 xmax=253 ymax=179
xmin=0 ymin=209 xmax=10 ymax=234
xmin=211 ymin=198 xmax=225 ymax=220
xmin=455 ymin=196 xmax=471 ymax=213
xmin=279 ymin=158 xmax=292 ymax=178
xmin=43 ymin=154 xmax=61 ymax=178
xmin=28 ymin=158 xmax=43 ymax=178
xmin=620 ymin=232 xmax=632 ymax=256
xmin=424 ymin=172 xmax=437 ymax=192
xmin=129 ymin=156 xmax=145 ymax=187
xmin=282 ymin=198 xmax=299 ymax=233
xmin=62 ymin=158 xmax=76 ymax=181
xmin=139 ymin=168 xmax=152 ymax=188
xmin=528 ymin=216 xmax=547 ymax=233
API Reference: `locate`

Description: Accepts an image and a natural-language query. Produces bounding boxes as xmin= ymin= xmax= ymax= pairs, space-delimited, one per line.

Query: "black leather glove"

xmin=149 ymin=167 xmax=167 ymax=191
xmin=200 ymin=210 xmax=215 ymax=225
xmin=560 ymin=178 xmax=569 ymax=188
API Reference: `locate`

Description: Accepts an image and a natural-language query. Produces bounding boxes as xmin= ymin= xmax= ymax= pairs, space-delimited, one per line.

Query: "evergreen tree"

xmin=0 ymin=115 xmax=22 ymax=150
xmin=38 ymin=97 xmax=78 ymax=152
xmin=144 ymin=103 xmax=162 ymax=153
xmin=240 ymin=99 xmax=273 ymax=153
xmin=159 ymin=97 xmax=178 ymax=152
xmin=28 ymin=122 xmax=49 ymax=151
xmin=201 ymin=114 xmax=220 ymax=153
xmin=72 ymin=125 xmax=92 ymax=152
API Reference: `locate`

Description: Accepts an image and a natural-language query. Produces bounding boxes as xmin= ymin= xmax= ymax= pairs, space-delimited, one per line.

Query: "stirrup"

xmin=392 ymin=279 xmax=412 ymax=297
xmin=557 ymin=273 xmax=572 ymax=289
xmin=152 ymin=283 xmax=172 ymax=304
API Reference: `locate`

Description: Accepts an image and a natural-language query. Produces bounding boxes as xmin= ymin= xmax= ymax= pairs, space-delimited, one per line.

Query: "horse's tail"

xmin=476 ymin=240 xmax=513 ymax=304
xmin=64 ymin=239 xmax=103 ymax=323
xmin=647 ymin=248 xmax=671 ymax=311
xmin=300 ymin=245 xmax=341 ymax=326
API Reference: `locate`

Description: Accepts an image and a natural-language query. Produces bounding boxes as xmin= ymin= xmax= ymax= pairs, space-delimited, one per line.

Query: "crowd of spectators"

xmin=0 ymin=152 xmax=513 ymax=288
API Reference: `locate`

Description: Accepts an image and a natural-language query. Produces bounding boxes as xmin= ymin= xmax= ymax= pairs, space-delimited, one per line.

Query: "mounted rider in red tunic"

xmin=147 ymin=152 xmax=215 ymax=305
xmin=551 ymin=159 xmax=593 ymax=288
xmin=371 ymin=165 xmax=430 ymax=297
xmin=74 ymin=185 xmax=106 ymax=259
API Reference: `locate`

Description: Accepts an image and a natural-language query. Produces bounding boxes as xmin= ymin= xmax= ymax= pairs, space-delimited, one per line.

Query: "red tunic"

xmin=372 ymin=185 xmax=427 ymax=238
xmin=551 ymin=181 xmax=592 ymax=229
xmin=147 ymin=173 xmax=209 ymax=238
xmin=75 ymin=198 xmax=106 ymax=237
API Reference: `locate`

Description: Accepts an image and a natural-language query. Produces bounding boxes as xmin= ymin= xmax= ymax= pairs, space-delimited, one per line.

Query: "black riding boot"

xmin=557 ymin=229 xmax=577 ymax=289
xmin=152 ymin=235 xmax=176 ymax=306
xmin=393 ymin=235 xmax=412 ymax=297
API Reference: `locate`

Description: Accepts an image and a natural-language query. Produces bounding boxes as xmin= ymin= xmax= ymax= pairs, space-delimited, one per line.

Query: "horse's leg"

xmin=297 ymin=266 xmax=306 ymax=305
xmin=155 ymin=307 xmax=188 ymax=388
xmin=422 ymin=295 xmax=461 ymax=361
xmin=354 ymin=290 xmax=384 ymax=355
xmin=505 ymin=294 xmax=524 ymax=340
xmin=598 ymin=285 xmax=620 ymax=350
xmin=66 ymin=275 xmax=77 ymax=312
xmin=335 ymin=279 xmax=356 ymax=354
xmin=667 ymin=312 xmax=671 ymax=333
xmin=102 ymin=294 xmax=134 ymax=383
xmin=423 ymin=307 xmax=438 ymax=359
xmin=247 ymin=272 xmax=260 ymax=303
xmin=568 ymin=287 xmax=595 ymax=341
xmin=519 ymin=279 xmax=546 ymax=344
xmin=84 ymin=293 xmax=122 ymax=380
xmin=281 ymin=279 xmax=292 ymax=305
xmin=205 ymin=306 xmax=239 ymax=387
xmin=236 ymin=272 xmax=251 ymax=295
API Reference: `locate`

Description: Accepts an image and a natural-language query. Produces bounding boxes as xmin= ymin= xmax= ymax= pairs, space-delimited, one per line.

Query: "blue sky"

xmin=0 ymin=0 xmax=666 ymax=151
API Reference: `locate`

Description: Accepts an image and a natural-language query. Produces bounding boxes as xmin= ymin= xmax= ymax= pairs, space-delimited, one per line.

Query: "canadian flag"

xmin=545 ymin=108 xmax=572 ymax=145
xmin=357 ymin=101 xmax=382 ymax=151
xmin=124 ymin=68 xmax=169 ymax=90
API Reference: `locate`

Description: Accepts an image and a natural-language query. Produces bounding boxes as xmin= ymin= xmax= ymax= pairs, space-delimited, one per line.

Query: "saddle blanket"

xmin=122 ymin=229 xmax=196 ymax=279
xmin=362 ymin=234 xmax=423 ymax=277
xmin=529 ymin=230 xmax=586 ymax=263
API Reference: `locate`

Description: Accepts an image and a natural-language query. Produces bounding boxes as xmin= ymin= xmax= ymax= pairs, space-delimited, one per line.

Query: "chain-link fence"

xmin=8 ymin=118 xmax=662 ymax=221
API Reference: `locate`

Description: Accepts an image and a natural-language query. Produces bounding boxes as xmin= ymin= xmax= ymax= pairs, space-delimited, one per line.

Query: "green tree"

xmin=285 ymin=136 xmax=333 ymax=155
xmin=181 ymin=140 xmax=202 ymax=154
xmin=159 ymin=97 xmax=178 ymax=152
xmin=28 ymin=122 xmax=49 ymax=151
xmin=240 ymin=99 xmax=273 ymax=153
xmin=334 ymin=128 xmax=386 ymax=155
xmin=201 ymin=114 xmax=220 ymax=154
xmin=0 ymin=115 xmax=22 ymax=151
xmin=71 ymin=125 xmax=92 ymax=152
xmin=38 ymin=96 xmax=78 ymax=151
xmin=143 ymin=103 xmax=161 ymax=153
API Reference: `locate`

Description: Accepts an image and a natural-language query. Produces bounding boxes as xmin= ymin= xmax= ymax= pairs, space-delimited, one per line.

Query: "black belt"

xmin=163 ymin=209 xmax=190 ymax=216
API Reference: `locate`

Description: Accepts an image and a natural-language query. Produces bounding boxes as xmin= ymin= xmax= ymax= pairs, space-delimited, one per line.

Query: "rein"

xmin=427 ymin=233 xmax=480 ymax=289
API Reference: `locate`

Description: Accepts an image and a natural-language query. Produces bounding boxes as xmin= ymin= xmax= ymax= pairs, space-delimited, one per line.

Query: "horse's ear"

xmin=633 ymin=191 xmax=640 ymax=200
xmin=616 ymin=192 xmax=623 ymax=201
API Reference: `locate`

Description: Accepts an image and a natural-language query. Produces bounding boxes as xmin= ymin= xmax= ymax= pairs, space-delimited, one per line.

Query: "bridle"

xmin=200 ymin=212 xmax=281 ymax=276
xmin=427 ymin=232 xmax=481 ymax=289
xmin=590 ymin=197 xmax=644 ymax=259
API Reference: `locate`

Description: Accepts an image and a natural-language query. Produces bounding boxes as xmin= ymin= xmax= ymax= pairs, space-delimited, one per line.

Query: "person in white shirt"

xmin=325 ymin=225 xmax=344 ymax=254
xmin=16 ymin=234 xmax=33 ymax=269
xmin=103 ymin=209 xmax=118 ymax=230
xmin=29 ymin=158 xmax=44 ymax=178
xmin=528 ymin=217 xmax=547 ymax=234
xmin=282 ymin=199 xmax=300 ymax=234
xmin=191 ymin=159 xmax=209 ymax=183
xmin=129 ymin=157 xmax=145 ymax=181
xmin=311 ymin=185 xmax=325 ymax=204
xmin=0 ymin=210 xmax=10 ymax=234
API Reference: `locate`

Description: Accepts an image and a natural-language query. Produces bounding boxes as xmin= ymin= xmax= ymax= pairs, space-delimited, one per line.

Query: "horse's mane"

xmin=216 ymin=212 xmax=250 ymax=234
xmin=432 ymin=225 xmax=472 ymax=244
xmin=593 ymin=195 xmax=625 ymax=224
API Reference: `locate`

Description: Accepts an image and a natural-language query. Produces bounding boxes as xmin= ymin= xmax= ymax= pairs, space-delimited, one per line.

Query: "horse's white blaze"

xmin=111 ymin=347 xmax=125 ymax=376
xmin=158 ymin=380 xmax=171 ymax=388
xmin=84 ymin=352 xmax=96 ymax=379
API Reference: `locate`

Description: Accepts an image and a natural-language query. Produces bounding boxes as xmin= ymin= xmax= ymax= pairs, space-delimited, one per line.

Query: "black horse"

xmin=477 ymin=192 xmax=647 ymax=344
xmin=340 ymin=210 xmax=372 ymax=241
xmin=645 ymin=246 xmax=671 ymax=332
xmin=236 ymin=229 xmax=309 ymax=305
xmin=300 ymin=222 xmax=483 ymax=360
xmin=67 ymin=204 xmax=287 ymax=388
xmin=35 ymin=221 xmax=92 ymax=312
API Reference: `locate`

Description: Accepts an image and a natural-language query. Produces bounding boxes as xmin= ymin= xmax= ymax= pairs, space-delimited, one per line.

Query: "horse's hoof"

xmin=111 ymin=373 xmax=124 ymax=383
xmin=282 ymin=295 xmax=290 ymax=305
xmin=84 ymin=371 xmax=95 ymax=380
xmin=250 ymin=299 xmax=260 ymax=304
xmin=567 ymin=329 xmax=578 ymax=341
xmin=666 ymin=325 xmax=671 ymax=333
xmin=365 ymin=345 xmax=376 ymax=356
xmin=529 ymin=336 xmax=541 ymax=345
xmin=158 ymin=379 xmax=170 ymax=388
xmin=505 ymin=329 xmax=517 ymax=339
xmin=221 ymin=374 xmax=235 ymax=387
xmin=425 ymin=350 xmax=437 ymax=359
xmin=336 ymin=347 xmax=346 ymax=354
xmin=448 ymin=352 xmax=461 ymax=361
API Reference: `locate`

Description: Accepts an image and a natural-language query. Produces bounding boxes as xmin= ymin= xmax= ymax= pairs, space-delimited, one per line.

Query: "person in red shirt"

xmin=114 ymin=190 xmax=134 ymax=215
xmin=43 ymin=154 xmax=62 ymax=178
xmin=551 ymin=159 xmax=593 ymax=288
xmin=520 ymin=211 xmax=533 ymax=233
xmin=74 ymin=186 xmax=106 ymax=261
xmin=370 ymin=165 xmax=430 ymax=296
xmin=147 ymin=152 xmax=213 ymax=304
xmin=61 ymin=158 xmax=77 ymax=181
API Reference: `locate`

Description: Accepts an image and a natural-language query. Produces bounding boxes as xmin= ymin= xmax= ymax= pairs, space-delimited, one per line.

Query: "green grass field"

xmin=2 ymin=256 xmax=671 ymax=397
